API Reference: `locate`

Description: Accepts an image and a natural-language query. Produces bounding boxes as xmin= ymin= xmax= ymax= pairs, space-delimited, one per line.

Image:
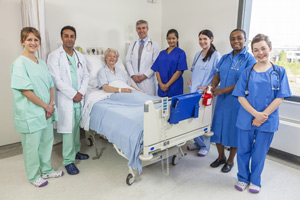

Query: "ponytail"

xmin=198 ymin=29 xmax=217 ymax=62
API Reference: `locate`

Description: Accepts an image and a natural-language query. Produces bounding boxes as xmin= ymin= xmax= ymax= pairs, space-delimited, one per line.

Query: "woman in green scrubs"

xmin=11 ymin=27 xmax=63 ymax=187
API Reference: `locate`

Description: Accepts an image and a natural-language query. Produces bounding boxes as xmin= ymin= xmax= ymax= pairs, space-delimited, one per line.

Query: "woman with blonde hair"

xmin=11 ymin=27 xmax=63 ymax=187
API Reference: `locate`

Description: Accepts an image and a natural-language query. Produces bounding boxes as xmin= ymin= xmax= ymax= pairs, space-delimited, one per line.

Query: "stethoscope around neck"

xmin=130 ymin=40 xmax=153 ymax=56
xmin=66 ymin=49 xmax=82 ymax=68
xmin=244 ymin=62 xmax=280 ymax=96
xmin=192 ymin=51 xmax=209 ymax=69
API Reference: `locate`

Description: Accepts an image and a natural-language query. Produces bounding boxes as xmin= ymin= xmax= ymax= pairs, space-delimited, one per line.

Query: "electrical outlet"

xmin=86 ymin=47 xmax=104 ymax=55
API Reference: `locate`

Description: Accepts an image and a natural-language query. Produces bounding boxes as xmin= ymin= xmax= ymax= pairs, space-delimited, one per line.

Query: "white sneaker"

xmin=249 ymin=183 xmax=260 ymax=193
xmin=197 ymin=149 xmax=208 ymax=157
xmin=235 ymin=181 xmax=248 ymax=191
xmin=42 ymin=170 xmax=64 ymax=179
xmin=31 ymin=177 xmax=48 ymax=187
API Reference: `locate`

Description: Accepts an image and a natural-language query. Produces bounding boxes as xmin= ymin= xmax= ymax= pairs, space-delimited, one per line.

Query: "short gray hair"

xmin=136 ymin=20 xmax=148 ymax=28
xmin=103 ymin=48 xmax=119 ymax=64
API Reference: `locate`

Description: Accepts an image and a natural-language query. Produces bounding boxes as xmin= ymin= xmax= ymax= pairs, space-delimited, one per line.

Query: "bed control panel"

xmin=162 ymin=97 xmax=169 ymax=117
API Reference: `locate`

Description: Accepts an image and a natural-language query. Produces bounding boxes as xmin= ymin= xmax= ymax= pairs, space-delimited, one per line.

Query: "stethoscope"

xmin=130 ymin=40 xmax=153 ymax=56
xmin=244 ymin=62 xmax=280 ymax=96
xmin=66 ymin=49 xmax=82 ymax=68
xmin=231 ymin=59 xmax=245 ymax=70
xmin=215 ymin=54 xmax=246 ymax=73
xmin=192 ymin=51 xmax=209 ymax=70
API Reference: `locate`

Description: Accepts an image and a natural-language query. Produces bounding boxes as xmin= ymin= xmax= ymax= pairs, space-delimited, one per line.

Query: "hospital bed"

xmin=81 ymin=54 xmax=213 ymax=185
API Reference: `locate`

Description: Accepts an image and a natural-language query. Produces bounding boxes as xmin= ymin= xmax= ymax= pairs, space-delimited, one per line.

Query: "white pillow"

xmin=114 ymin=58 xmax=126 ymax=73
xmin=84 ymin=55 xmax=105 ymax=82
xmin=85 ymin=54 xmax=130 ymax=89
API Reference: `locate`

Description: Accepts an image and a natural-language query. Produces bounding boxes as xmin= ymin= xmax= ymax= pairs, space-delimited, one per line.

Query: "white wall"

xmin=45 ymin=0 xmax=162 ymax=61
xmin=0 ymin=0 xmax=23 ymax=146
xmin=161 ymin=0 xmax=239 ymax=93
xmin=0 ymin=0 xmax=240 ymax=146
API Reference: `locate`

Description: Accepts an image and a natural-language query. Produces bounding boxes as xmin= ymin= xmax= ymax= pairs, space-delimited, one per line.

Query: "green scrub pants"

xmin=21 ymin=123 xmax=54 ymax=182
xmin=62 ymin=107 xmax=81 ymax=166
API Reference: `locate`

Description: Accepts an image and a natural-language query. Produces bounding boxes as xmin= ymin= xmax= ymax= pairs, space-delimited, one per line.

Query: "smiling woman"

xmin=209 ymin=28 xmax=256 ymax=173
xmin=11 ymin=27 xmax=63 ymax=187
xmin=186 ymin=29 xmax=221 ymax=157
xmin=151 ymin=29 xmax=188 ymax=97
xmin=98 ymin=48 xmax=137 ymax=93
xmin=232 ymin=33 xmax=292 ymax=193
xmin=21 ymin=31 xmax=40 ymax=56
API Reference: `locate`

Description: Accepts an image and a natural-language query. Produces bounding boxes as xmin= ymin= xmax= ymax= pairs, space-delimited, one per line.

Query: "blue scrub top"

xmin=98 ymin=65 xmax=130 ymax=88
xmin=151 ymin=47 xmax=188 ymax=97
xmin=190 ymin=51 xmax=221 ymax=93
xmin=211 ymin=47 xmax=256 ymax=147
xmin=233 ymin=64 xmax=292 ymax=132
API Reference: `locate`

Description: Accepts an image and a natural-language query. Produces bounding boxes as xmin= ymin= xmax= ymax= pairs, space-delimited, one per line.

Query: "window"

xmin=239 ymin=0 xmax=300 ymax=99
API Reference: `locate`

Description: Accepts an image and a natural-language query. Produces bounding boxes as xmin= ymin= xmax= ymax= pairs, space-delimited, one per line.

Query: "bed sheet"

xmin=89 ymin=90 xmax=159 ymax=173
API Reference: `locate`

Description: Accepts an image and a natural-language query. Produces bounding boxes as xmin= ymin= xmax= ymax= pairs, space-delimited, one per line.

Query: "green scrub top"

xmin=67 ymin=53 xmax=81 ymax=108
xmin=11 ymin=56 xmax=57 ymax=133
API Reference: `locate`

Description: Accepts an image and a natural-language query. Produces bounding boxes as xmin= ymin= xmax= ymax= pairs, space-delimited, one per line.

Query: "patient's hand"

xmin=121 ymin=88 xmax=131 ymax=93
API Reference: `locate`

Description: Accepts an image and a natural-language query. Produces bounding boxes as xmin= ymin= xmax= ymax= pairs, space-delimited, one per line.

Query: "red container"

xmin=203 ymin=86 xmax=213 ymax=106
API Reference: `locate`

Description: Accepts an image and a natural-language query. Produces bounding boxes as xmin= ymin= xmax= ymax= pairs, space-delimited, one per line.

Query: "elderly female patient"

xmin=98 ymin=48 xmax=137 ymax=93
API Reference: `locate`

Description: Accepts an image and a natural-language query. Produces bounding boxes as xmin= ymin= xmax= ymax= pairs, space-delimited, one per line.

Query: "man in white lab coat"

xmin=126 ymin=20 xmax=160 ymax=96
xmin=47 ymin=26 xmax=90 ymax=175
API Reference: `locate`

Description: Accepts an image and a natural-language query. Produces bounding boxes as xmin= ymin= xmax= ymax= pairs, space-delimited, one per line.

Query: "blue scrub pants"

xmin=237 ymin=129 xmax=274 ymax=187
xmin=21 ymin=123 xmax=54 ymax=182
xmin=62 ymin=107 xmax=81 ymax=166
xmin=194 ymin=136 xmax=210 ymax=151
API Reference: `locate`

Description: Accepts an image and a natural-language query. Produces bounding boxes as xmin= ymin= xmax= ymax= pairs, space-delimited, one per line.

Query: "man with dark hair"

xmin=47 ymin=26 xmax=90 ymax=175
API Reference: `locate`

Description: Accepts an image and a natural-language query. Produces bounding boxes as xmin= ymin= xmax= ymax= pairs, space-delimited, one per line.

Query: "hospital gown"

xmin=151 ymin=47 xmax=188 ymax=97
xmin=98 ymin=65 xmax=130 ymax=88
xmin=210 ymin=47 xmax=256 ymax=147
xmin=232 ymin=64 xmax=292 ymax=186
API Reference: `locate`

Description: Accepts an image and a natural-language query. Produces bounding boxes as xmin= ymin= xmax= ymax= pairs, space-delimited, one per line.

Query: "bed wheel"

xmin=171 ymin=155 xmax=178 ymax=166
xmin=87 ymin=138 xmax=93 ymax=147
xmin=126 ymin=173 xmax=134 ymax=186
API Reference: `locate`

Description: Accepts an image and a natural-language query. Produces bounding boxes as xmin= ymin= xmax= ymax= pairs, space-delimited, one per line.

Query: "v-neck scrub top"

xmin=232 ymin=64 xmax=292 ymax=132
xmin=210 ymin=47 xmax=256 ymax=147
xmin=190 ymin=51 xmax=221 ymax=93
xmin=151 ymin=47 xmax=188 ymax=97
xmin=11 ymin=56 xmax=57 ymax=133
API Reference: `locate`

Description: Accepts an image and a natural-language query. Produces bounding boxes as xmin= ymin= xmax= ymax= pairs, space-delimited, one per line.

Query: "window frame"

xmin=237 ymin=0 xmax=300 ymax=102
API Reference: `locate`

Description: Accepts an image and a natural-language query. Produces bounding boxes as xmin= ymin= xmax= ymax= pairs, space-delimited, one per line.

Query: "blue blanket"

xmin=89 ymin=90 xmax=159 ymax=173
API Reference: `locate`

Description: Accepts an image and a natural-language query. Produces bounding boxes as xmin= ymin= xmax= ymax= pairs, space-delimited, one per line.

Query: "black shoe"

xmin=221 ymin=162 xmax=234 ymax=173
xmin=210 ymin=157 xmax=226 ymax=168
xmin=76 ymin=152 xmax=89 ymax=160
xmin=65 ymin=163 xmax=79 ymax=175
